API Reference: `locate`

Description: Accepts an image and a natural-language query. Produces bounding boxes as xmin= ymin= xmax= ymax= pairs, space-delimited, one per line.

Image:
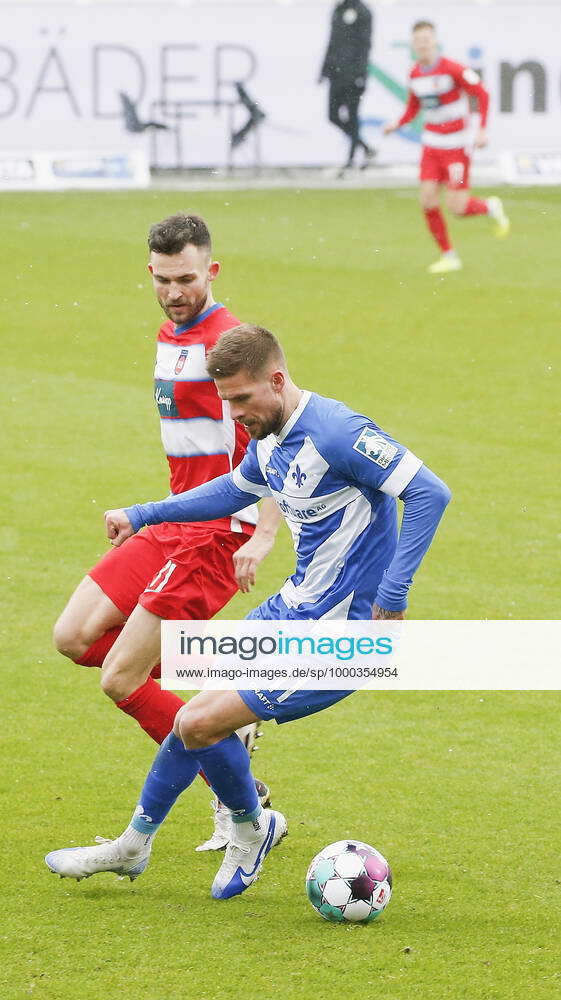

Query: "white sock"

xmin=117 ymin=825 xmax=153 ymax=857
xmin=231 ymin=807 xmax=265 ymax=844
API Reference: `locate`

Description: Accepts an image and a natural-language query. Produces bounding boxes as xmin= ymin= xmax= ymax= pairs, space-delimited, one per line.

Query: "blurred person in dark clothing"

xmin=319 ymin=0 xmax=376 ymax=172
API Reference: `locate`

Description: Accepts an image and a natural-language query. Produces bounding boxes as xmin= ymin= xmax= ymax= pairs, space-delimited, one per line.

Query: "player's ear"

xmin=147 ymin=263 xmax=153 ymax=273
xmin=271 ymin=371 xmax=285 ymax=391
xmin=209 ymin=260 xmax=220 ymax=281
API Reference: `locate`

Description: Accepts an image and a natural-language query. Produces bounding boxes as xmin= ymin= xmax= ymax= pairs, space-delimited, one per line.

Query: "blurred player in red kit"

xmin=384 ymin=20 xmax=510 ymax=273
xmin=53 ymin=213 xmax=281 ymax=850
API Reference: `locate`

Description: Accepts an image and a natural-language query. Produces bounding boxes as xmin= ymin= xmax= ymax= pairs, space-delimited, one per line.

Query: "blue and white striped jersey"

xmin=127 ymin=389 xmax=451 ymax=620
xmin=231 ymin=391 xmax=423 ymax=619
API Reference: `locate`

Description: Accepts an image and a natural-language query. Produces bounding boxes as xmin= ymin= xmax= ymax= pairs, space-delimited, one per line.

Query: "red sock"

xmin=77 ymin=628 xmax=161 ymax=679
xmin=117 ymin=677 xmax=185 ymax=744
xmin=116 ymin=679 xmax=210 ymax=785
xmin=424 ymin=208 xmax=451 ymax=252
xmin=77 ymin=627 xmax=123 ymax=667
xmin=463 ymin=197 xmax=489 ymax=216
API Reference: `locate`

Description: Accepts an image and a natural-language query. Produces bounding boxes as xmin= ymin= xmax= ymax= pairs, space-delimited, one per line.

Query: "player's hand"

xmin=372 ymin=604 xmax=406 ymax=620
xmin=383 ymin=122 xmax=399 ymax=136
xmin=104 ymin=508 xmax=134 ymax=547
xmin=233 ymin=532 xmax=276 ymax=593
xmin=474 ymin=128 xmax=487 ymax=149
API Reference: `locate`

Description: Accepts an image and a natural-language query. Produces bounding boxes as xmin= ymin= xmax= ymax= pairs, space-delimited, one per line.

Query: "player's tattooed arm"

xmin=372 ymin=604 xmax=406 ymax=620
xmin=233 ymin=499 xmax=283 ymax=593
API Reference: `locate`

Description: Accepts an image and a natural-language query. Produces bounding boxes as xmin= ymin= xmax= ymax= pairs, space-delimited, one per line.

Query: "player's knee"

xmin=446 ymin=193 xmax=464 ymax=216
xmin=177 ymin=704 xmax=217 ymax=749
xmin=100 ymin=655 xmax=134 ymax=703
xmin=420 ymin=194 xmax=439 ymax=212
xmin=52 ymin=618 xmax=85 ymax=662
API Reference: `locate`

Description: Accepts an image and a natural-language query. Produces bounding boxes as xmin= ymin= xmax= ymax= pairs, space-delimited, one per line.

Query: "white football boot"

xmin=45 ymin=833 xmax=152 ymax=882
xmin=428 ymin=251 xmax=462 ymax=274
xmin=211 ymin=809 xmax=288 ymax=900
xmin=487 ymin=196 xmax=511 ymax=238
xmin=195 ymin=800 xmax=232 ymax=852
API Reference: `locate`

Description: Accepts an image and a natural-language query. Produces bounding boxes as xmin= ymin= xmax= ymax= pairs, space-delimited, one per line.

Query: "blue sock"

xmin=130 ymin=732 xmax=200 ymax=835
xmin=195 ymin=734 xmax=260 ymax=824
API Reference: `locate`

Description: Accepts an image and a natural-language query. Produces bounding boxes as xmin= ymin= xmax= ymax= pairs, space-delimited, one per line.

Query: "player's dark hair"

xmin=148 ymin=213 xmax=211 ymax=255
xmin=207 ymin=324 xmax=287 ymax=380
xmin=412 ymin=20 xmax=435 ymax=32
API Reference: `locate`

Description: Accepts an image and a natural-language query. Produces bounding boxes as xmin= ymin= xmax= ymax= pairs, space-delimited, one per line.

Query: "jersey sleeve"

xmin=331 ymin=414 xmax=423 ymax=497
xmin=397 ymin=90 xmax=421 ymax=127
xmin=448 ymin=60 xmax=490 ymax=126
xmin=231 ymin=439 xmax=270 ymax=498
xmin=124 ymin=472 xmax=262 ymax=533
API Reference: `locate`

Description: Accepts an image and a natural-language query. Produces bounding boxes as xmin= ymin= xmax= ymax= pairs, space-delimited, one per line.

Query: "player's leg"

xmin=346 ymin=84 xmax=375 ymax=168
xmin=419 ymin=147 xmax=461 ymax=272
xmin=45 ymin=690 xmax=285 ymax=892
xmin=421 ymin=180 xmax=460 ymax=274
xmin=445 ymin=154 xmax=510 ymax=237
xmin=53 ymin=529 xmax=167 ymax=669
xmin=99 ymin=602 xmax=186 ymax=744
xmin=102 ymin=528 xmax=272 ymax=832
xmin=53 ymin=576 xmax=127 ymax=666
xmin=444 ymin=152 xmax=486 ymax=219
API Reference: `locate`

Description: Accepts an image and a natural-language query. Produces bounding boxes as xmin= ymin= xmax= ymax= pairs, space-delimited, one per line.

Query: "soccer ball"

xmin=305 ymin=840 xmax=392 ymax=923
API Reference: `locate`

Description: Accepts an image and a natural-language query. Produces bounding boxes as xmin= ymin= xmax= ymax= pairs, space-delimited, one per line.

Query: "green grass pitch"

xmin=1 ymin=186 xmax=560 ymax=1000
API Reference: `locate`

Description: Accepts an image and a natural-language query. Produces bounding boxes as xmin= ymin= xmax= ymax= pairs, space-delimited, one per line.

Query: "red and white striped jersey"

xmin=154 ymin=302 xmax=257 ymax=532
xmin=398 ymin=56 xmax=489 ymax=150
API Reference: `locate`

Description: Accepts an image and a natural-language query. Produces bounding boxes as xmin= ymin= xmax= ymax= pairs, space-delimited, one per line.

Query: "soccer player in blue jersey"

xmin=46 ymin=324 xmax=451 ymax=900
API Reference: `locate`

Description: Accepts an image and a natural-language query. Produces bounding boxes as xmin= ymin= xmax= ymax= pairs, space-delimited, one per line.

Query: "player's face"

xmin=149 ymin=244 xmax=220 ymax=325
xmin=216 ymin=369 xmax=286 ymax=440
xmin=412 ymin=27 xmax=438 ymax=64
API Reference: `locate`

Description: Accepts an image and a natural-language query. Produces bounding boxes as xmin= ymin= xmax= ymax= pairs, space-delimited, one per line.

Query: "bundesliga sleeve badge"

xmin=352 ymin=427 xmax=398 ymax=469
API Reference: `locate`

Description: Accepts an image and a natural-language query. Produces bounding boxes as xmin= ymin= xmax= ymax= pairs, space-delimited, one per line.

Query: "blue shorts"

xmin=237 ymin=594 xmax=354 ymax=724
xmin=238 ymin=686 xmax=353 ymax=725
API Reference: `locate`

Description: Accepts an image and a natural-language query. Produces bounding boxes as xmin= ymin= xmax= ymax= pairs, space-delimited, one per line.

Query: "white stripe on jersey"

xmin=284 ymin=436 xmax=330 ymax=498
xmin=410 ymin=74 xmax=455 ymax=98
xmin=275 ymin=485 xmax=362 ymax=525
xmin=423 ymin=95 xmax=469 ymax=125
xmin=160 ymin=418 xmax=228 ymax=458
xmin=379 ymin=451 xmax=423 ymax=498
xmin=279 ymin=494 xmax=372 ymax=610
xmin=319 ymin=590 xmax=355 ymax=620
xmin=421 ymin=128 xmax=468 ymax=149
xmin=221 ymin=399 xmax=237 ymax=465
xmin=154 ymin=341 xmax=210 ymax=382
xmin=232 ymin=465 xmax=270 ymax=497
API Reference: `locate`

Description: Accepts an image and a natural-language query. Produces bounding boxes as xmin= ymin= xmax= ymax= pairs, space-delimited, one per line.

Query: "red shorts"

xmin=89 ymin=521 xmax=253 ymax=620
xmin=420 ymin=146 xmax=471 ymax=189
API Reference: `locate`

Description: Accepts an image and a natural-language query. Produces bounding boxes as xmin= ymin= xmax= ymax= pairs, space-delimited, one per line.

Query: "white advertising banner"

xmin=161 ymin=620 xmax=561 ymax=691
xmin=1 ymin=2 xmax=560 ymax=168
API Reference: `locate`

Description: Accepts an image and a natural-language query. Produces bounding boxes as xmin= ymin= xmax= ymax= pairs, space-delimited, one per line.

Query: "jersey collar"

xmin=173 ymin=302 xmax=223 ymax=336
xmin=275 ymin=390 xmax=312 ymax=444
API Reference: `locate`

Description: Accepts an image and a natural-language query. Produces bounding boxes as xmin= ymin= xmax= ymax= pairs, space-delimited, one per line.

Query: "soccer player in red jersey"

xmin=384 ymin=20 xmax=510 ymax=273
xmin=53 ymin=213 xmax=282 ymax=849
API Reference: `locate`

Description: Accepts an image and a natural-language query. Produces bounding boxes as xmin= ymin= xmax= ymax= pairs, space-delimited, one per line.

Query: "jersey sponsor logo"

xmin=154 ymin=380 xmax=179 ymax=418
xmin=421 ymin=95 xmax=441 ymax=109
xmin=175 ymin=348 xmax=189 ymax=374
xmin=291 ymin=464 xmax=307 ymax=489
xmin=265 ymin=464 xmax=280 ymax=478
xmin=353 ymin=427 xmax=398 ymax=469
xmin=277 ymin=497 xmax=327 ymax=520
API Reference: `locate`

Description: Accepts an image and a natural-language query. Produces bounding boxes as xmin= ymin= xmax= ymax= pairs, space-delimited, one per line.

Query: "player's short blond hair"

xmin=412 ymin=20 xmax=435 ymax=33
xmin=207 ymin=324 xmax=287 ymax=380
